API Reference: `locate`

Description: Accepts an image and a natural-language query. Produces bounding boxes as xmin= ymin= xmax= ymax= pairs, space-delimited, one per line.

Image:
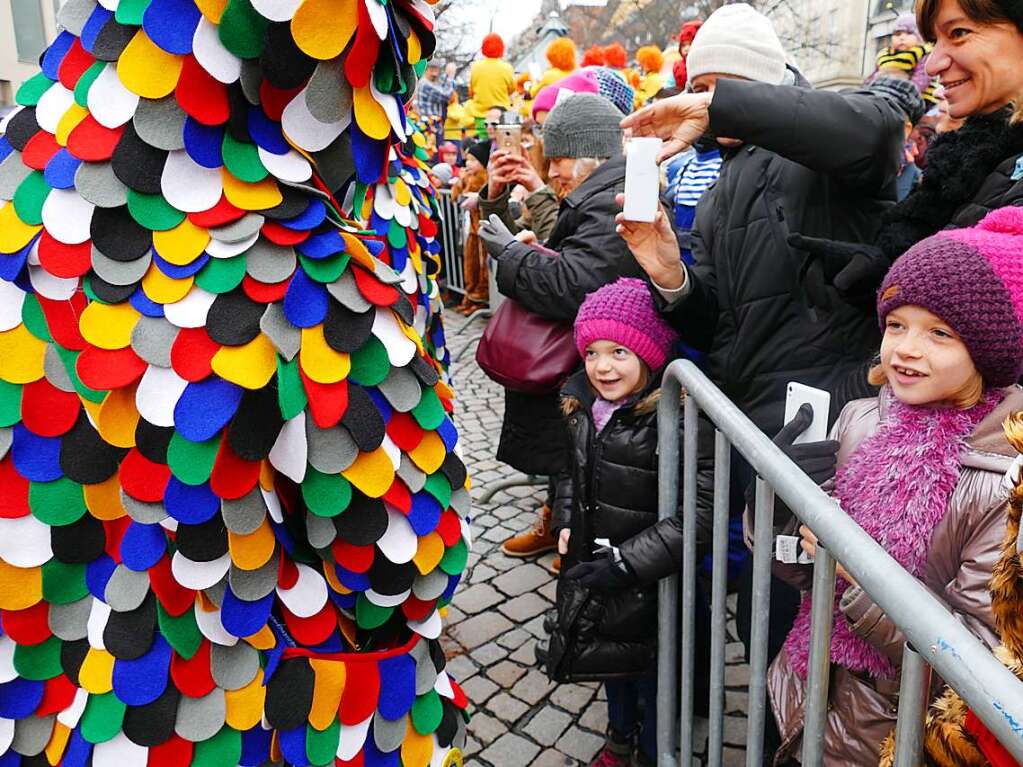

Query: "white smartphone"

xmin=784 ymin=382 xmax=831 ymax=444
xmin=623 ymin=137 xmax=662 ymax=223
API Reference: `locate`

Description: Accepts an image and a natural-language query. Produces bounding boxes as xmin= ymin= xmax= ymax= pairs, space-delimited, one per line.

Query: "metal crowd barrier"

xmin=436 ymin=189 xmax=466 ymax=296
xmin=656 ymin=359 xmax=1023 ymax=767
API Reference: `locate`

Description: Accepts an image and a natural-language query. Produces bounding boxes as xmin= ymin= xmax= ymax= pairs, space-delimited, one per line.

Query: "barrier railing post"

xmin=745 ymin=479 xmax=775 ymax=767
xmin=801 ymin=545 xmax=837 ymax=767
xmin=657 ymin=375 xmax=682 ymax=767
xmin=893 ymin=644 xmax=932 ymax=767
xmin=707 ymin=431 xmax=731 ymax=767
xmin=679 ymin=396 xmax=699 ymax=767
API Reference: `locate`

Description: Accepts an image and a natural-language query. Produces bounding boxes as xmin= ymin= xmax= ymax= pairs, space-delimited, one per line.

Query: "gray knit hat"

xmin=686 ymin=3 xmax=787 ymax=86
xmin=542 ymin=94 xmax=624 ymax=160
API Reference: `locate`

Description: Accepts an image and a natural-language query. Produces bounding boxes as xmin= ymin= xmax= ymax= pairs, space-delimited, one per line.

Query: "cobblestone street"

xmin=443 ymin=310 xmax=753 ymax=767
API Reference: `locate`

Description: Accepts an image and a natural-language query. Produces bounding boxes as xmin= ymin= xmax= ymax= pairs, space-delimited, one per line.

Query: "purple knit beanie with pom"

xmin=574 ymin=278 xmax=679 ymax=371
xmin=877 ymin=206 xmax=1023 ymax=387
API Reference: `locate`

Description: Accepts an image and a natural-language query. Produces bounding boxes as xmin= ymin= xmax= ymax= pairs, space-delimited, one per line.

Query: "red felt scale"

xmin=76 ymin=346 xmax=147 ymax=390
xmin=241 ymin=275 xmax=290 ymax=304
xmin=170 ymin=639 xmax=216 ymax=697
xmin=1 ymin=602 xmax=53 ymax=645
xmin=417 ymin=213 xmax=437 ymax=239
xmin=435 ymin=511 xmax=460 ymax=548
xmin=344 ymin=0 xmax=378 ymax=90
xmin=281 ymin=603 xmax=335 ymax=646
xmin=56 ymin=39 xmax=95 ymax=91
xmin=0 ymin=458 xmax=30 ymax=518
xmin=66 ymin=115 xmax=125 ymax=162
xmin=148 ymin=555 xmax=197 ymax=617
xmin=37 ymin=293 xmax=88 ymax=351
xmin=170 ymin=327 xmax=219 ymax=382
xmin=37 ymin=233 xmax=92 ymax=278
xmin=261 ymin=221 xmax=309 ymax=246
xmin=330 ymin=541 xmax=373 ymax=574
xmin=208 ymin=437 xmax=261 ymax=500
xmin=103 ymin=517 xmax=132 ymax=563
xmin=37 ymin=674 xmax=77 ymax=716
xmin=258 ymin=81 xmax=304 ymax=123
xmin=20 ymin=378 xmax=81 ymax=438
xmin=298 ymin=371 xmax=348 ymax=429
xmin=119 ymin=448 xmax=172 ymax=503
xmin=147 ymin=735 xmax=194 ymax=767
xmin=20 ymin=131 xmax=61 ymax=171
xmin=381 ymin=478 xmax=410 ymax=515
xmin=351 ymin=265 xmax=398 ymax=307
xmin=188 ymin=196 xmax=245 ymax=228
xmin=400 ymin=594 xmax=434 ymax=622
xmin=384 ymin=411 xmax=423 ymax=453
xmin=175 ymin=55 xmax=230 ymax=127
xmin=338 ymin=659 xmax=379 ymax=725
xmin=277 ymin=556 xmax=299 ymax=590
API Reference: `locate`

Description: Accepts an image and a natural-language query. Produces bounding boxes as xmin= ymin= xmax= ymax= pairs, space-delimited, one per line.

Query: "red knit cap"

xmin=481 ymin=33 xmax=505 ymax=59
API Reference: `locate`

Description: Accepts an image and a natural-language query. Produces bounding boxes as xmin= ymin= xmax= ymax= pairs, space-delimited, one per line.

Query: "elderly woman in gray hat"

xmin=476 ymin=93 xmax=645 ymax=567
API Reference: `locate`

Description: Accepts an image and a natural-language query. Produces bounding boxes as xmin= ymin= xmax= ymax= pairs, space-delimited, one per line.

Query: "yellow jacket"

xmin=636 ymin=72 xmax=664 ymax=105
xmin=531 ymin=67 xmax=573 ymax=98
xmin=469 ymin=58 xmax=515 ymax=115
xmin=444 ymin=102 xmax=476 ymax=141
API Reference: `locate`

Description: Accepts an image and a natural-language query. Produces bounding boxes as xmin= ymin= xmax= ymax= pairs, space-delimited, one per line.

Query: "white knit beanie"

xmin=686 ymin=3 xmax=788 ymax=87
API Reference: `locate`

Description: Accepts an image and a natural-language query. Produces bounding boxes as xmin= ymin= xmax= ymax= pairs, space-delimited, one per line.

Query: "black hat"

xmin=467 ymin=140 xmax=492 ymax=167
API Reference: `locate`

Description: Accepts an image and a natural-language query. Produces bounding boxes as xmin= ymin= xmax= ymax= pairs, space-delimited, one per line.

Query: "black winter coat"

xmin=494 ymin=155 xmax=641 ymax=475
xmin=495 ymin=154 xmax=639 ymax=321
xmin=544 ymin=370 xmax=675 ymax=681
xmin=659 ymin=78 xmax=905 ymax=438
xmin=876 ymin=109 xmax=1023 ymax=264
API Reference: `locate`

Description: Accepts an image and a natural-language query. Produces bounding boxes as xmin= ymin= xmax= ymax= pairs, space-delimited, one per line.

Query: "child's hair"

xmin=867 ymin=363 xmax=985 ymax=409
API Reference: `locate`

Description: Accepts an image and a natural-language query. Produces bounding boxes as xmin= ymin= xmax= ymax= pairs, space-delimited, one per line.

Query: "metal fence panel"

xmin=656 ymin=359 xmax=1023 ymax=767
xmin=436 ymin=189 xmax=466 ymax=295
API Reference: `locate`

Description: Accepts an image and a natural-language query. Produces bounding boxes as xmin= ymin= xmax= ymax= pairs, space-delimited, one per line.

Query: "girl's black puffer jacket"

xmin=542 ymin=369 xmax=672 ymax=681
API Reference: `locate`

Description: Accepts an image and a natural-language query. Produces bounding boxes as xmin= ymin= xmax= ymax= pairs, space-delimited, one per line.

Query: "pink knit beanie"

xmin=877 ymin=206 xmax=1023 ymax=386
xmin=574 ymin=278 xmax=679 ymax=371
xmin=531 ymin=70 xmax=600 ymax=120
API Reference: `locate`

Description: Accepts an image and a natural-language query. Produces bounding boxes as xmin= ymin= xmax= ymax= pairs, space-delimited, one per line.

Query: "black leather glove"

xmin=773 ymin=403 xmax=840 ymax=484
xmin=745 ymin=403 xmax=840 ymax=517
xmin=788 ymin=233 xmax=890 ymax=311
xmin=479 ymin=214 xmax=516 ymax=259
xmin=564 ymin=555 xmax=637 ymax=592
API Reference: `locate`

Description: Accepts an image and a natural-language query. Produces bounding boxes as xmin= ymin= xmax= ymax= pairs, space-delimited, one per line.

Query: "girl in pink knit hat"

xmin=538 ymin=278 xmax=709 ymax=767
xmin=762 ymin=207 xmax=1023 ymax=765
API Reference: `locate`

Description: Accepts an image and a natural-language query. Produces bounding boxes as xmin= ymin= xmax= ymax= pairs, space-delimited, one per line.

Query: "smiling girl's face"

xmin=584 ymin=340 xmax=646 ymax=402
xmin=880 ymin=305 xmax=981 ymax=406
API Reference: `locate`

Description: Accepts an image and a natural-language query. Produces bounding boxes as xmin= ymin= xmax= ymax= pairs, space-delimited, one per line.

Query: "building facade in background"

xmin=0 ymin=0 xmax=59 ymax=106
xmin=769 ymin=0 xmax=913 ymax=91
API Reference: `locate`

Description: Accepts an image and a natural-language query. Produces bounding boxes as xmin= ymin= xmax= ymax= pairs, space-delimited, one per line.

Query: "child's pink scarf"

xmin=784 ymin=387 xmax=1002 ymax=680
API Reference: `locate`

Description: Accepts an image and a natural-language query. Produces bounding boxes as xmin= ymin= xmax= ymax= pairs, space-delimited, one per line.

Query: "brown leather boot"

xmin=549 ymin=556 xmax=561 ymax=574
xmin=501 ymin=506 xmax=557 ymax=557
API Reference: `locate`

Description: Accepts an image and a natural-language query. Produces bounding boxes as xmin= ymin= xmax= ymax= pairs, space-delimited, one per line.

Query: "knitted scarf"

xmin=784 ymin=388 xmax=1002 ymax=680
xmin=877 ymin=108 xmax=1023 ymax=263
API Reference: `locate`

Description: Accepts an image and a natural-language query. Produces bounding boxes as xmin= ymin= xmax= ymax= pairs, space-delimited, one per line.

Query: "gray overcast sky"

xmin=462 ymin=1 xmax=543 ymax=45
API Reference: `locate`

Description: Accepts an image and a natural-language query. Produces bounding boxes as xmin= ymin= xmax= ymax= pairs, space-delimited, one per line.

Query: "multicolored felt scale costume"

xmin=0 ymin=0 xmax=471 ymax=763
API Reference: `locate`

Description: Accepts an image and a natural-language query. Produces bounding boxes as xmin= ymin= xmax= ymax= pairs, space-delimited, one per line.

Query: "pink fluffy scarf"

xmin=784 ymin=387 xmax=1002 ymax=680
